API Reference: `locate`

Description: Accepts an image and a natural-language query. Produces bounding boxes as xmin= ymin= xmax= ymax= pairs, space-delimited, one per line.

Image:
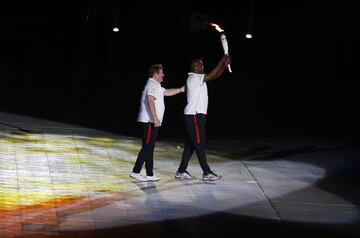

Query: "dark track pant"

xmin=132 ymin=122 xmax=159 ymax=176
xmin=178 ymin=114 xmax=211 ymax=175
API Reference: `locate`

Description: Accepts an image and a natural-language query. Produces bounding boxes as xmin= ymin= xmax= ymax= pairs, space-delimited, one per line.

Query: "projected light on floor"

xmin=0 ymin=129 xmax=358 ymax=237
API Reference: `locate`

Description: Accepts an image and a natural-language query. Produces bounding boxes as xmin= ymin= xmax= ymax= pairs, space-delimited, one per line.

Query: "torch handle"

xmin=220 ymin=33 xmax=232 ymax=73
xmin=227 ymin=64 xmax=232 ymax=73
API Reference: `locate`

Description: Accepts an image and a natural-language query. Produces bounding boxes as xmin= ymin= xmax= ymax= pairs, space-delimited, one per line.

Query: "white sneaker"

xmin=202 ymin=172 xmax=222 ymax=181
xmin=175 ymin=171 xmax=195 ymax=180
xmin=129 ymin=172 xmax=147 ymax=181
xmin=147 ymin=175 xmax=160 ymax=181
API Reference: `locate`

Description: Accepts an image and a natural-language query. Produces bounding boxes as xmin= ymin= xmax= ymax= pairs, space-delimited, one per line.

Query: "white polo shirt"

xmin=137 ymin=78 xmax=166 ymax=124
xmin=184 ymin=73 xmax=208 ymax=115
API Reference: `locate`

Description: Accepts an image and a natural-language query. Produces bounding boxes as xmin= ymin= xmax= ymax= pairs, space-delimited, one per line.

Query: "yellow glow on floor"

xmin=0 ymin=131 xmax=140 ymax=211
xmin=1 ymin=123 xmax=358 ymax=238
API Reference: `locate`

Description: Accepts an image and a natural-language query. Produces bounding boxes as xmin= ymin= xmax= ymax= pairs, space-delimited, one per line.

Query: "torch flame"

xmin=210 ymin=23 xmax=224 ymax=33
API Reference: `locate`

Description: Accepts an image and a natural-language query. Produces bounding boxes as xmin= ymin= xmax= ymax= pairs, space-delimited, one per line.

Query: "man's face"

xmin=193 ymin=61 xmax=204 ymax=74
xmin=154 ymin=70 xmax=164 ymax=83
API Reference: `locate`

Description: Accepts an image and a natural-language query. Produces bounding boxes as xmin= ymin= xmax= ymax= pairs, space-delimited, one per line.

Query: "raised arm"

xmin=204 ymin=55 xmax=231 ymax=82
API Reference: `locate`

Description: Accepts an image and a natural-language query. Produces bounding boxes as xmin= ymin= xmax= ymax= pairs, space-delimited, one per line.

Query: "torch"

xmin=210 ymin=23 xmax=232 ymax=73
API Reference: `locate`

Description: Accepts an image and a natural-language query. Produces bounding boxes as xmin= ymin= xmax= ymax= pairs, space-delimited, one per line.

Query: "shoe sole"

xmin=175 ymin=176 xmax=195 ymax=180
xmin=202 ymin=176 xmax=221 ymax=181
xmin=129 ymin=175 xmax=147 ymax=182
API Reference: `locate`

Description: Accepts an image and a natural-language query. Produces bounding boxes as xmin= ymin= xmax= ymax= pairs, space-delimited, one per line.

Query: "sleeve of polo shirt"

xmin=146 ymin=84 xmax=158 ymax=99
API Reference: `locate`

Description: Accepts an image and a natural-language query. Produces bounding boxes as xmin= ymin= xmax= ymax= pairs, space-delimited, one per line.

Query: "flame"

xmin=210 ymin=23 xmax=224 ymax=32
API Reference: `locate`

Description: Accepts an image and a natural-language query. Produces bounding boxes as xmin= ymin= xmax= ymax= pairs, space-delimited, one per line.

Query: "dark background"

xmin=0 ymin=0 xmax=359 ymax=140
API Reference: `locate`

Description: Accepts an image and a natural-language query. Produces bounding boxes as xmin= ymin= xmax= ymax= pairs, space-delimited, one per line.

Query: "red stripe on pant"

xmin=146 ymin=123 xmax=152 ymax=144
xmin=193 ymin=115 xmax=201 ymax=144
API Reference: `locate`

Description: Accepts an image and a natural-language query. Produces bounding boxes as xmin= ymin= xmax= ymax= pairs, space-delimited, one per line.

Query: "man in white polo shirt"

xmin=130 ymin=64 xmax=185 ymax=182
xmin=175 ymin=55 xmax=231 ymax=181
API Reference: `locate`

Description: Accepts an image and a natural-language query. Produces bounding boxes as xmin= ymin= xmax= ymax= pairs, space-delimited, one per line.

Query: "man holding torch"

xmin=175 ymin=54 xmax=231 ymax=181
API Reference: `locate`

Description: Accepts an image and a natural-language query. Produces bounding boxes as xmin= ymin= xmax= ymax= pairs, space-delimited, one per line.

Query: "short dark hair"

xmin=149 ymin=64 xmax=163 ymax=78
